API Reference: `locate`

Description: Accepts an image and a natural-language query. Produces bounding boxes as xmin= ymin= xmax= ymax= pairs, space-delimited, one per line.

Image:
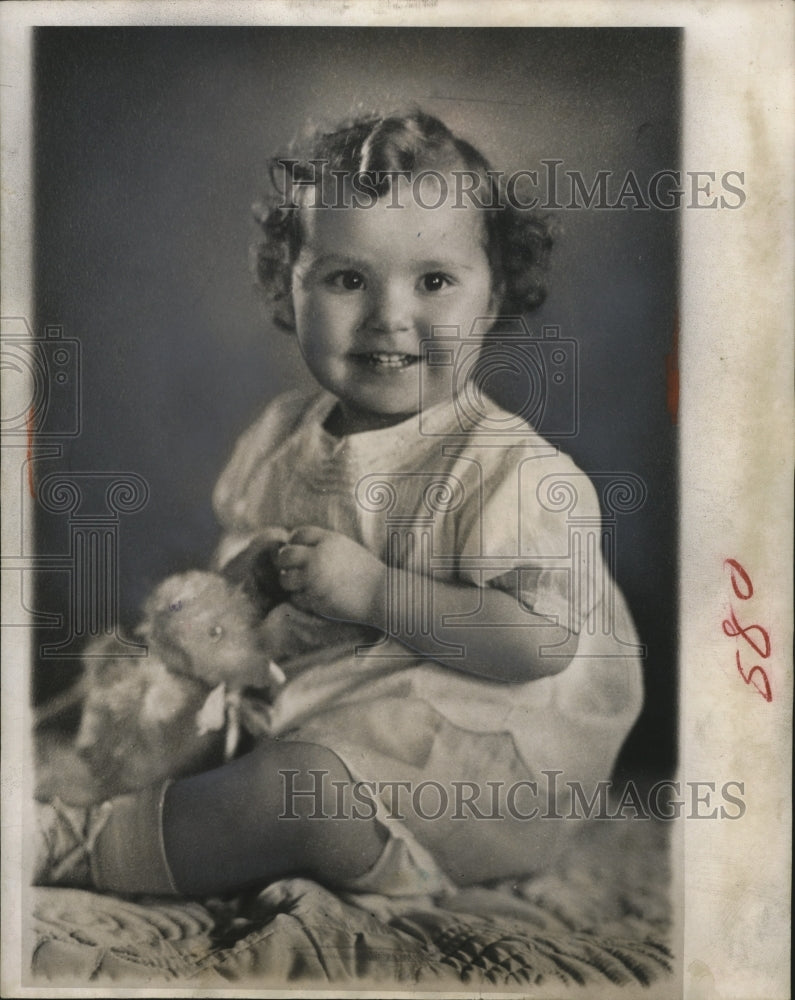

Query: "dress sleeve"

xmin=456 ymin=447 xmax=605 ymax=634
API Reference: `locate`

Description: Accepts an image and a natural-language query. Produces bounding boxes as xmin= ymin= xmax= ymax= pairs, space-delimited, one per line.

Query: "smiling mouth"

xmin=356 ymin=352 xmax=419 ymax=370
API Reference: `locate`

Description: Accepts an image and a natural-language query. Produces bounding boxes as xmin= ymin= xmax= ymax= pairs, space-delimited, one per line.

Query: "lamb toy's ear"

xmin=221 ymin=533 xmax=290 ymax=615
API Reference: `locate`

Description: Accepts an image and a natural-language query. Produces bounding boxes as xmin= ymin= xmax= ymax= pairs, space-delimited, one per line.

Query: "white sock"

xmin=342 ymin=833 xmax=452 ymax=897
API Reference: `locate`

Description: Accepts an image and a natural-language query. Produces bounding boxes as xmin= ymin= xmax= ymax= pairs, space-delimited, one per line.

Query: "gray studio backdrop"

xmin=34 ymin=27 xmax=679 ymax=776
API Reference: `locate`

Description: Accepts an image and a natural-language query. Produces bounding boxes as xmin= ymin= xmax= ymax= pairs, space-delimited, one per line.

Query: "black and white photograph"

xmin=1 ymin=3 xmax=791 ymax=997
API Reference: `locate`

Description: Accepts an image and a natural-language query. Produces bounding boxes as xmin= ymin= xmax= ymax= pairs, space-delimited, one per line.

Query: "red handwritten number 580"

xmin=723 ymin=558 xmax=772 ymax=702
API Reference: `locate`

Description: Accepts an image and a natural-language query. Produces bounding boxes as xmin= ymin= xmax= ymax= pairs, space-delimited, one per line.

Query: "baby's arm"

xmin=277 ymin=526 xmax=577 ymax=683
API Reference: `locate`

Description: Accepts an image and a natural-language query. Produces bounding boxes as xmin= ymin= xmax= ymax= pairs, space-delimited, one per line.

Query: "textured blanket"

xmin=30 ymin=782 xmax=673 ymax=989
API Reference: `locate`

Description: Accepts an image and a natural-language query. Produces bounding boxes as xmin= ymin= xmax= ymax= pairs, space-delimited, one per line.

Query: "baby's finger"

xmin=257 ymin=526 xmax=291 ymax=547
xmin=275 ymin=544 xmax=309 ymax=570
xmin=289 ymin=525 xmax=328 ymax=546
xmin=277 ymin=567 xmax=306 ymax=592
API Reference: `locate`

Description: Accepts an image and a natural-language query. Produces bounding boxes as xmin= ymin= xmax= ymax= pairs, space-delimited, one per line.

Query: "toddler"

xmin=36 ymin=110 xmax=643 ymax=897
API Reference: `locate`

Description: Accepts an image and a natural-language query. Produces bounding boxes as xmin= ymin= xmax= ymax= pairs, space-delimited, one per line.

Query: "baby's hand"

xmin=276 ymin=526 xmax=385 ymax=624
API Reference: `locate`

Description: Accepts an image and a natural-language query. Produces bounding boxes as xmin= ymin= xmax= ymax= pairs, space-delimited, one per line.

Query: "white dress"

xmin=212 ymin=389 xmax=644 ymax=884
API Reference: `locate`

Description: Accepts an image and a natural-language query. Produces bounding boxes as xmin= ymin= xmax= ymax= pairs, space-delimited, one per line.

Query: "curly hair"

xmin=253 ymin=110 xmax=553 ymax=331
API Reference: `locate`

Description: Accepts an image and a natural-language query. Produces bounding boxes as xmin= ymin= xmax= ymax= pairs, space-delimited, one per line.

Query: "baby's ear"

xmin=272 ymin=291 xmax=296 ymax=333
xmin=253 ymin=241 xmax=296 ymax=332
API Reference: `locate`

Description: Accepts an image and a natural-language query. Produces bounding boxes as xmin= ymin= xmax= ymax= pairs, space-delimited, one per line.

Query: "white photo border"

xmin=1 ymin=2 xmax=792 ymax=998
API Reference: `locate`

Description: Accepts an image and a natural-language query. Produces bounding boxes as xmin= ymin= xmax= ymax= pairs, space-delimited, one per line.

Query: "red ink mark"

xmin=735 ymin=651 xmax=773 ymax=703
xmin=26 ymin=405 xmax=36 ymax=499
xmin=722 ymin=558 xmax=772 ymax=702
xmin=722 ymin=607 xmax=771 ymax=659
xmin=665 ymin=314 xmax=679 ymax=425
xmin=724 ymin=558 xmax=753 ymax=600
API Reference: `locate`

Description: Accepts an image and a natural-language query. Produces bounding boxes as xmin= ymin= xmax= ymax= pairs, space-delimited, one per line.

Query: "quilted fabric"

xmin=29 ymin=814 xmax=672 ymax=989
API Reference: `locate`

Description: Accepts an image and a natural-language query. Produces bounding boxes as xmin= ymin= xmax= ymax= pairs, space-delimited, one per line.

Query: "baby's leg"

xmin=36 ymin=741 xmax=388 ymax=897
xmin=162 ymin=740 xmax=388 ymax=894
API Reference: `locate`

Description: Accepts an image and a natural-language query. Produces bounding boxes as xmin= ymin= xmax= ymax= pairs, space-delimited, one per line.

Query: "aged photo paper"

xmin=1 ymin=2 xmax=792 ymax=997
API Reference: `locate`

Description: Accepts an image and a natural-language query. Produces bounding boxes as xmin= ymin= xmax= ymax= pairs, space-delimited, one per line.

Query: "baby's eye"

xmin=327 ymin=270 xmax=366 ymax=291
xmin=420 ymin=273 xmax=453 ymax=293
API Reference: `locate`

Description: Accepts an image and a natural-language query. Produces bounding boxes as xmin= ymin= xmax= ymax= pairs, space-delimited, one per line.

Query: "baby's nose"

xmin=366 ymin=286 xmax=412 ymax=333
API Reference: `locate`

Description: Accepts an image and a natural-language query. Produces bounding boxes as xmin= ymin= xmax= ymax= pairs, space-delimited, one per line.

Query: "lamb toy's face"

xmin=139 ymin=571 xmax=272 ymax=689
xmin=71 ymin=570 xmax=285 ymax=797
xmin=69 ymin=566 xmax=374 ymax=797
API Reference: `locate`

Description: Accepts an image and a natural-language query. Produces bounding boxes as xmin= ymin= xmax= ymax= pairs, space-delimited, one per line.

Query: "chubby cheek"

xmin=296 ymin=321 xmax=337 ymax=373
xmin=295 ymin=297 xmax=360 ymax=361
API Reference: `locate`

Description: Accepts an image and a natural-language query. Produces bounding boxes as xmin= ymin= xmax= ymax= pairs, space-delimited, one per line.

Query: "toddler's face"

xmin=290 ymin=177 xmax=497 ymax=434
